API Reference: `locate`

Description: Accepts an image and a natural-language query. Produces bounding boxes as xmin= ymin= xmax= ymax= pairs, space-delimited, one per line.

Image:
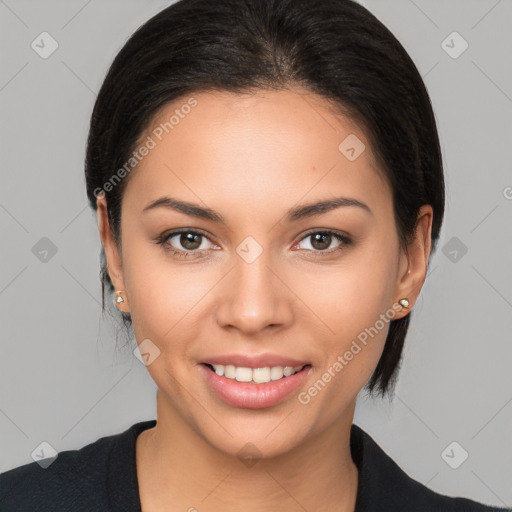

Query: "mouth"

xmin=202 ymin=363 xmax=312 ymax=384
xmin=199 ymin=362 xmax=313 ymax=409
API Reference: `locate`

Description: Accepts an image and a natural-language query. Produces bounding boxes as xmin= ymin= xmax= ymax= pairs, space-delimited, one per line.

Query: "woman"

xmin=0 ymin=0 xmax=508 ymax=511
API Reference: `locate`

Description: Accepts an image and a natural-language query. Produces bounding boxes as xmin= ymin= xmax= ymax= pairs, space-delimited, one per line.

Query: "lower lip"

xmin=199 ymin=364 xmax=312 ymax=409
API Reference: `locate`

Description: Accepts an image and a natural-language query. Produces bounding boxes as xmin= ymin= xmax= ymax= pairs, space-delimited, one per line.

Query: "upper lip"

xmin=202 ymin=353 xmax=310 ymax=369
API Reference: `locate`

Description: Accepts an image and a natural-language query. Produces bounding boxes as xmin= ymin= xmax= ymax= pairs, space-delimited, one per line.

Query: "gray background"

xmin=1 ymin=0 xmax=511 ymax=507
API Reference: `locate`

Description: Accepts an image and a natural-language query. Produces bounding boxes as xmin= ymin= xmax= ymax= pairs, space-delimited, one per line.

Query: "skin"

xmin=97 ymin=86 xmax=433 ymax=512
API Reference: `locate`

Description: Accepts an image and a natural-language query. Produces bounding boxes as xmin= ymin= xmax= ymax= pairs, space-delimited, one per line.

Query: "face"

xmin=97 ymin=86 xmax=432 ymax=458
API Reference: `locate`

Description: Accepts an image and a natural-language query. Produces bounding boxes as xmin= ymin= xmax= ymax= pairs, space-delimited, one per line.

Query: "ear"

xmin=96 ymin=194 xmax=130 ymax=312
xmin=393 ymin=204 xmax=433 ymax=319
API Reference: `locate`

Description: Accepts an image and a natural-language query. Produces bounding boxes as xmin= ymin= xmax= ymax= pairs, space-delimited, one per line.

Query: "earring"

xmin=113 ymin=290 xmax=125 ymax=307
xmin=398 ymin=298 xmax=410 ymax=309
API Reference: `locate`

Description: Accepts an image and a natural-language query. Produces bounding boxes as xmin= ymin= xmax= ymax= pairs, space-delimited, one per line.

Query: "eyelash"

xmin=155 ymin=228 xmax=352 ymax=259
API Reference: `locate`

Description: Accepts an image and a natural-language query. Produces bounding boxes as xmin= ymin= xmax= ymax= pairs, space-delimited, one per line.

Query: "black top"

xmin=0 ymin=420 xmax=508 ymax=512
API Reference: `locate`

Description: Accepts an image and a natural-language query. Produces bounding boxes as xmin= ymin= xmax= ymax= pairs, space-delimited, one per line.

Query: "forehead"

xmin=125 ymin=87 xmax=391 ymax=217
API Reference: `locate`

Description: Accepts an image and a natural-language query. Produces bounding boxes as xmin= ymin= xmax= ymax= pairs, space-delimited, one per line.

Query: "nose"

xmin=215 ymin=251 xmax=294 ymax=336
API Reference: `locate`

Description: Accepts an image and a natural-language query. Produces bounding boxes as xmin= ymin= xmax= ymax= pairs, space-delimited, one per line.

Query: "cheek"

xmin=121 ymin=236 xmax=219 ymax=345
xmin=295 ymin=239 xmax=399 ymax=342
xmin=292 ymin=235 xmax=399 ymax=400
xmin=296 ymin=268 xmax=393 ymax=420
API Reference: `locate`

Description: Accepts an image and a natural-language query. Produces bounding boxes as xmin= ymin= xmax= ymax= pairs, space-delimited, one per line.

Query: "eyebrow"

xmin=142 ymin=195 xmax=372 ymax=222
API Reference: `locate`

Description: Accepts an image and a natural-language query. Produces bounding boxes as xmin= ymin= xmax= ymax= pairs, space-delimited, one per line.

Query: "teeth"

xmin=210 ymin=364 xmax=305 ymax=384
xmin=270 ymin=366 xmax=284 ymax=380
xmin=224 ymin=365 xmax=236 ymax=379
xmin=253 ymin=367 xmax=270 ymax=383
xmin=283 ymin=366 xmax=294 ymax=377
xmin=235 ymin=367 xmax=253 ymax=382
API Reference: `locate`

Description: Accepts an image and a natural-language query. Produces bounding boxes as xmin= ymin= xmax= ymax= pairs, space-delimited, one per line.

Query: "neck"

xmin=136 ymin=392 xmax=359 ymax=512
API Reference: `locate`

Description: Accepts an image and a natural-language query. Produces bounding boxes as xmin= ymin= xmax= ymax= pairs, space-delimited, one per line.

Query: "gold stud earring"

xmin=398 ymin=298 xmax=410 ymax=309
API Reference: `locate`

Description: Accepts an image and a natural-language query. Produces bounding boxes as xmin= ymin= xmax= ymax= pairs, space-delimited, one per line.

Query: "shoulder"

xmin=0 ymin=420 xmax=155 ymax=512
xmin=0 ymin=437 xmax=112 ymax=512
xmin=0 ymin=432 xmax=116 ymax=512
xmin=351 ymin=423 xmax=510 ymax=512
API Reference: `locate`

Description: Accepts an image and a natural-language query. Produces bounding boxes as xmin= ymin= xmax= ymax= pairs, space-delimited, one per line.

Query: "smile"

xmin=200 ymin=363 xmax=313 ymax=409
xmin=205 ymin=363 xmax=306 ymax=384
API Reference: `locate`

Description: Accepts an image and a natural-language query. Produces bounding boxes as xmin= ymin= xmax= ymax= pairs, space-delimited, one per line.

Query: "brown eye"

xmin=156 ymin=229 xmax=219 ymax=259
xmin=310 ymin=233 xmax=332 ymax=251
xmin=295 ymin=230 xmax=352 ymax=255
xmin=179 ymin=232 xmax=202 ymax=250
